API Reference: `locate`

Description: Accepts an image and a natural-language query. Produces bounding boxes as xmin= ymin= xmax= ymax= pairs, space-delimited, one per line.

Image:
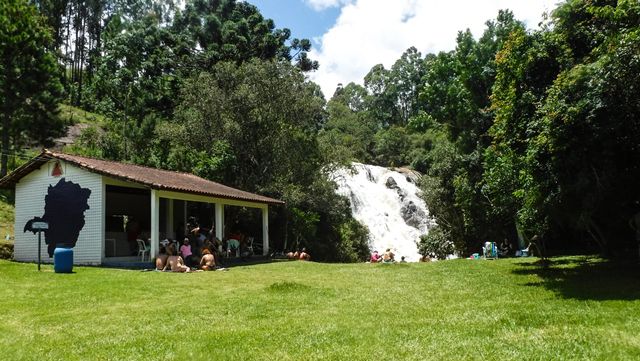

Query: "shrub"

xmin=418 ymin=225 xmax=454 ymax=260
xmin=335 ymin=219 xmax=370 ymax=262
xmin=0 ymin=241 xmax=14 ymax=260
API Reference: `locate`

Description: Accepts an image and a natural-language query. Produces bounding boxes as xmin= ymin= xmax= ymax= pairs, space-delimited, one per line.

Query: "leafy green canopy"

xmin=69 ymin=0 xmax=319 ymax=164
xmin=159 ymin=60 xmax=368 ymax=262
xmin=0 ymin=0 xmax=64 ymax=177
xmin=53 ymin=1 xmax=366 ymax=261
xmin=485 ymin=0 xmax=640 ymax=255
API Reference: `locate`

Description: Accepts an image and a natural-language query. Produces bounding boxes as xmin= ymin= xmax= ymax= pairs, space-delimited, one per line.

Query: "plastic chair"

xmin=136 ymin=239 xmax=150 ymax=262
xmin=227 ymin=239 xmax=240 ymax=257
xmin=246 ymin=237 xmax=255 ymax=255
xmin=483 ymin=242 xmax=498 ymax=259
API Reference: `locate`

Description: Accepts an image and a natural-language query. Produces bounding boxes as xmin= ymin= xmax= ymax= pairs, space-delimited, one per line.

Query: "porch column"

xmin=150 ymin=189 xmax=159 ymax=259
xmin=262 ymin=206 xmax=269 ymax=255
xmin=215 ymin=203 xmax=223 ymax=241
xmin=166 ymin=199 xmax=174 ymax=239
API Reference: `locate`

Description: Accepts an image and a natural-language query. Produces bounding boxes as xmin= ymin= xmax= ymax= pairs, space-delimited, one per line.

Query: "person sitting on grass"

xmin=299 ymin=248 xmax=311 ymax=261
xmin=200 ymin=249 xmax=216 ymax=271
xmin=180 ymin=238 xmax=196 ymax=267
xmin=499 ymin=238 xmax=512 ymax=257
xmin=370 ymin=250 xmax=381 ymax=263
xmin=382 ymin=248 xmax=395 ymax=263
xmin=163 ymin=244 xmax=191 ymax=273
xmin=155 ymin=246 xmax=168 ymax=270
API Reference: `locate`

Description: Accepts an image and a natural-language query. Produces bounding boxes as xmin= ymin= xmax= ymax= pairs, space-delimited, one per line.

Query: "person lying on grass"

xmin=163 ymin=244 xmax=191 ymax=273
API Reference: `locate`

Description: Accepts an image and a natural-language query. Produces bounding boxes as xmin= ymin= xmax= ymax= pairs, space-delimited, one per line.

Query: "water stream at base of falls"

xmin=333 ymin=163 xmax=434 ymax=262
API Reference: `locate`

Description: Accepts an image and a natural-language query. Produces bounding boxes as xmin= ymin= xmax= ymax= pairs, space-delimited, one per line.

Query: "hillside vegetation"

xmin=0 ymin=197 xmax=14 ymax=240
xmin=59 ymin=104 xmax=107 ymax=126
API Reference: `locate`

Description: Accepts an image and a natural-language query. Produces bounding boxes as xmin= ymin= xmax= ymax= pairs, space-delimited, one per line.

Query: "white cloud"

xmin=309 ymin=0 xmax=558 ymax=98
xmin=305 ymin=0 xmax=353 ymax=11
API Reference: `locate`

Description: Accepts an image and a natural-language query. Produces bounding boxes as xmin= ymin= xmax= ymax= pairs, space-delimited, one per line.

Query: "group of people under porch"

xmin=154 ymin=226 xmax=252 ymax=272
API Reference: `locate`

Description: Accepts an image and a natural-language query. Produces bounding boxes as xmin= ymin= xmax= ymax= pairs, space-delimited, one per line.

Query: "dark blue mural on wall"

xmin=24 ymin=178 xmax=92 ymax=257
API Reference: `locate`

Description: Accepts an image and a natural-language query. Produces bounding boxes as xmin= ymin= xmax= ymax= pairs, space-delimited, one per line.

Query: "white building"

xmin=0 ymin=150 xmax=283 ymax=265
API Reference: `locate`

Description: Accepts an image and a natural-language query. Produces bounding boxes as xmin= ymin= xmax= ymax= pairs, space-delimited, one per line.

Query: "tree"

xmin=319 ymin=82 xmax=376 ymax=165
xmin=167 ymin=60 xmax=324 ymax=192
xmin=76 ymin=0 xmax=318 ymax=165
xmin=0 ymin=0 xmax=64 ymax=177
xmin=363 ymin=47 xmax=427 ymax=128
xmin=157 ymin=60 xmax=366 ymax=261
xmin=387 ymin=46 xmax=427 ymax=125
xmin=372 ymin=126 xmax=411 ymax=167
xmin=485 ymin=0 xmax=640 ymax=256
xmin=364 ymin=64 xmax=394 ymax=128
xmin=415 ymin=11 xmax=524 ymax=253
xmin=484 ymin=27 xmax=569 ymax=251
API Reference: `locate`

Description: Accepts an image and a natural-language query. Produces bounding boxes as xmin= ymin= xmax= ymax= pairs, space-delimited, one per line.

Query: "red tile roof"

xmin=0 ymin=150 xmax=284 ymax=205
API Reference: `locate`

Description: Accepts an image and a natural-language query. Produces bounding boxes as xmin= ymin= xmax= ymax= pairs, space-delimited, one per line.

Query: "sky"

xmin=248 ymin=0 xmax=559 ymax=98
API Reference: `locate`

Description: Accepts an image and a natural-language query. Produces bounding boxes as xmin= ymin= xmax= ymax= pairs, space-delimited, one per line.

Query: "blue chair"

xmin=483 ymin=242 xmax=498 ymax=259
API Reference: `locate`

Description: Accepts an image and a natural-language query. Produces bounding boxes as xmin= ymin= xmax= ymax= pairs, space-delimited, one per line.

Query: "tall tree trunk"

xmin=1 ymin=113 xmax=9 ymax=178
xmin=77 ymin=14 xmax=85 ymax=105
xmin=73 ymin=13 xmax=79 ymax=87
xmin=63 ymin=2 xmax=71 ymax=87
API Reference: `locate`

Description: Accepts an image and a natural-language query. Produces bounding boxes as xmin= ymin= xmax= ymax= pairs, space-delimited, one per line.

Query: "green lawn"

xmin=0 ymin=256 xmax=638 ymax=360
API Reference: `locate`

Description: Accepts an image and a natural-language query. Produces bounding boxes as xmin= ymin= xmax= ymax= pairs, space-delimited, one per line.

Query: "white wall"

xmin=14 ymin=160 xmax=103 ymax=265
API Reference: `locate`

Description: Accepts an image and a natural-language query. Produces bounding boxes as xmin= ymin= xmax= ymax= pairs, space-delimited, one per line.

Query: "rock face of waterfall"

xmin=333 ymin=163 xmax=433 ymax=261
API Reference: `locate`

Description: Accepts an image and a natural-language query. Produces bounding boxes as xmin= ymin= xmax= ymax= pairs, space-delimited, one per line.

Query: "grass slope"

xmin=59 ymin=104 xmax=107 ymax=125
xmin=0 ymin=198 xmax=14 ymax=240
xmin=0 ymin=257 xmax=638 ymax=360
xmin=0 ymin=104 xmax=103 ymax=240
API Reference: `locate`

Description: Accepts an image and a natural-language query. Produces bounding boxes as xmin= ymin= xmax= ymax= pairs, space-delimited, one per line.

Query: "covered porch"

xmin=102 ymin=178 xmax=275 ymax=264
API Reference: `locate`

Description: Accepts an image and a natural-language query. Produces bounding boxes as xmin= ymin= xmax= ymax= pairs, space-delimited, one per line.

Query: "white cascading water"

xmin=332 ymin=163 xmax=433 ymax=262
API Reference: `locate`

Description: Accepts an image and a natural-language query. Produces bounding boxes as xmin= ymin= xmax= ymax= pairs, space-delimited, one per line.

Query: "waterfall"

xmin=333 ymin=163 xmax=434 ymax=262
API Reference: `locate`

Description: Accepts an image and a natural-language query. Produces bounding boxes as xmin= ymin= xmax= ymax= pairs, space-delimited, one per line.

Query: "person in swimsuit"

xmin=299 ymin=248 xmax=311 ymax=261
xmin=163 ymin=244 xmax=191 ymax=272
xmin=155 ymin=246 xmax=168 ymax=270
xmin=382 ymin=248 xmax=395 ymax=263
xmin=200 ymin=249 xmax=216 ymax=271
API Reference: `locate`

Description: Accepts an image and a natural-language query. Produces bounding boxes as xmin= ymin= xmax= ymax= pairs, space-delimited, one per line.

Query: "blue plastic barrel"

xmin=53 ymin=247 xmax=74 ymax=273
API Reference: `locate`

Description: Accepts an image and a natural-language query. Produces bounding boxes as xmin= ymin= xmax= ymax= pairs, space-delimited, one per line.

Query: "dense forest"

xmin=1 ymin=0 xmax=639 ymax=260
